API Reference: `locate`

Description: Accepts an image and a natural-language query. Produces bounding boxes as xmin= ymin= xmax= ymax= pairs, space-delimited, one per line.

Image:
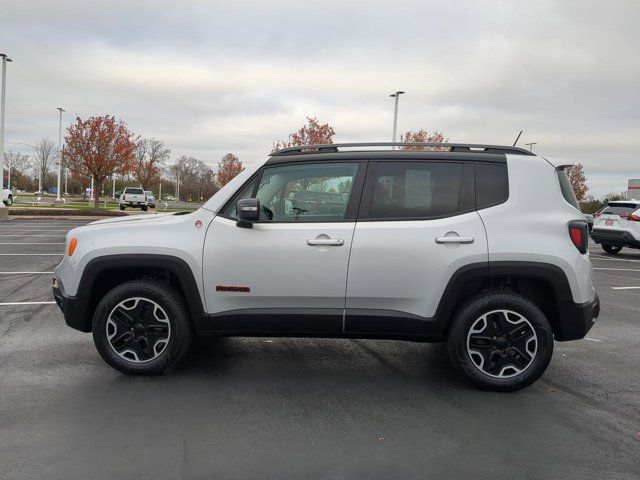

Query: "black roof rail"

xmin=270 ymin=142 xmax=536 ymax=156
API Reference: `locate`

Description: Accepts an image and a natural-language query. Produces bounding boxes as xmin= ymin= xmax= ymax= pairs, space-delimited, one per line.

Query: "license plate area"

xmin=605 ymin=220 xmax=614 ymax=226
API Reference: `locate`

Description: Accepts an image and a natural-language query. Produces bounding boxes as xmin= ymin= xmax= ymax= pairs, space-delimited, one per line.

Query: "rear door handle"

xmin=307 ymin=238 xmax=344 ymax=246
xmin=435 ymin=236 xmax=475 ymax=244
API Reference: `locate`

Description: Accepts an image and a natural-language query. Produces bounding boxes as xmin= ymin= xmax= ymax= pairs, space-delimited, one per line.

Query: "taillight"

xmin=568 ymin=221 xmax=588 ymax=254
xmin=628 ymin=214 xmax=640 ymax=222
xmin=594 ymin=212 xmax=601 ymax=218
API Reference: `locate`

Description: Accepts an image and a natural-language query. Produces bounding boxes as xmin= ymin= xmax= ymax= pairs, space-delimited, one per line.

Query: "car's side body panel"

xmin=478 ymin=155 xmax=595 ymax=305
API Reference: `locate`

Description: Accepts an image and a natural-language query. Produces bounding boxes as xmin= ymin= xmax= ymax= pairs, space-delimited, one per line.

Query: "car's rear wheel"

xmin=142 ymin=205 xmax=148 ymax=211
xmin=4 ymin=195 xmax=13 ymax=206
xmin=602 ymin=244 xmax=622 ymax=254
xmin=119 ymin=205 xmax=125 ymax=210
xmin=447 ymin=292 xmax=554 ymax=392
xmin=92 ymin=280 xmax=192 ymax=375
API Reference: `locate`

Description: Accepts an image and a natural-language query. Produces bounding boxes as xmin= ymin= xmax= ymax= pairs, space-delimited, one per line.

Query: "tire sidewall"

xmin=448 ymin=293 xmax=554 ymax=391
xmin=92 ymin=281 xmax=190 ymax=375
xmin=602 ymin=244 xmax=621 ymax=254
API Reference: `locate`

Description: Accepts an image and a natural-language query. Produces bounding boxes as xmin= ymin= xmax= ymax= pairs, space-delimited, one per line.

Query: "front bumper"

xmin=554 ymin=292 xmax=600 ymax=341
xmin=591 ymin=229 xmax=640 ymax=248
xmin=53 ymin=278 xmax=91 ymax=333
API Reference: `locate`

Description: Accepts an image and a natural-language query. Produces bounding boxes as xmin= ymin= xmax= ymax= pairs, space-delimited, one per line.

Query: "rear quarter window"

xmin=475 ymin=163 xmax=508 ymax=209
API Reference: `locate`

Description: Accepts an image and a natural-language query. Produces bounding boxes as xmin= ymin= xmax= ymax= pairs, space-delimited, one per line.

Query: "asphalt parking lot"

xmin=1 ymin=218 xmax=638 ymax=479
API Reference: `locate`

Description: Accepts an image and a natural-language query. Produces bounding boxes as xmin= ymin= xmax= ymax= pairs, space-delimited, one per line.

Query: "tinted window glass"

xmin=557 ymin=170 xmax=580 ymax=210
xmin=125 ymin=188 xmax=144 ymax=195
xmin=476 ymin=163 xmax=508 ymax=209
xmin=369 ymin=162 xmax=463 ymax=219
xmin=256 ymin=162 xmax=358 ymax=223
xmin=602 ymin=204 xmax=639 ymax=215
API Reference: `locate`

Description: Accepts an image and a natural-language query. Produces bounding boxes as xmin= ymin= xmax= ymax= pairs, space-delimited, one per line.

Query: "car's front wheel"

xmin=447 ymin=292 xmax=554 ymax=392
xmin=4 ymin=195 xmax=13 ymax=206
xmin=92 ymin=280 xmax=192 ymax=375
xmin=602 ymin=244 xmax=622 ymax=254
xmin=119 ymin=204 xmax=125 ymax=211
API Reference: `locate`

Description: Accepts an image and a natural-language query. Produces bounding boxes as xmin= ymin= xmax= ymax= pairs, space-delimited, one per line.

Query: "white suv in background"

xmin=52 ymin=142 xmax=599 ymax=391
xmin=2 ymin=187 xmax=13 ymax=206
xmin=591 ymin=200 xmax=640 ymax=254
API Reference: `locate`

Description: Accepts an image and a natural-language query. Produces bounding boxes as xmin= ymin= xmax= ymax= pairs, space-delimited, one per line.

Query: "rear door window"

xmin=362 ymin=161 xmax=470 ymax=220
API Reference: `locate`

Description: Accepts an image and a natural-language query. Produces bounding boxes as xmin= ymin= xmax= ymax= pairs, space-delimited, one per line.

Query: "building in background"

xmin=627 ymin=179 xmax=640 ymax=200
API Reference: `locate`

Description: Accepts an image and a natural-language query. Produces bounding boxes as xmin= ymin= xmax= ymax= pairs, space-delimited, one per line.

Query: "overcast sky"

xmin=1 ymin=0 xmax=638 ymax=197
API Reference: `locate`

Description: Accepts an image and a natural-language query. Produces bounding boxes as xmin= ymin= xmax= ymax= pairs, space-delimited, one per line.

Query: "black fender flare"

xmin=58 ymin=254 xmax=207 ymax=333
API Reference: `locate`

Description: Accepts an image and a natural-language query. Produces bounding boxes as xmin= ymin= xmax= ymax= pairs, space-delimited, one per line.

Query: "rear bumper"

xmin=555 ymin=292 xmax=600 ymax=341
xmin=53 ymin=278 xmax=91 ymax=333
xmin=591 ymin=229 xmax=640 ymax=248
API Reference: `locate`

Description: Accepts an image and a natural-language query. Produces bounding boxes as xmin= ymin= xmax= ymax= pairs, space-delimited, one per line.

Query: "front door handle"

xmin=307 ymin=238 xmax=344 ymax=247
xmin=435 ymin=236 xmax=475 ymax=244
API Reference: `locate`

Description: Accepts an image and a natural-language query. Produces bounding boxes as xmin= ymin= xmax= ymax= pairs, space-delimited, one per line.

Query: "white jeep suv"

xmin=53 ymin=142 xmax=599 ymax=391
xmin=590 ymin=199 xmax=640 ymax=254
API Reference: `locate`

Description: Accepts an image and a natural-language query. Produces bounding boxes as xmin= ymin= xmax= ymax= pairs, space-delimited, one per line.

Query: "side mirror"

xmin=236 ymin=198 xmax=260 ymax=228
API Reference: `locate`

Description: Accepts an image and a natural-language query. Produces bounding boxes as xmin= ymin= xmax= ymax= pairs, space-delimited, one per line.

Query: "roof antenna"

xmin=513 ymin=130 xmax=523 ymax=147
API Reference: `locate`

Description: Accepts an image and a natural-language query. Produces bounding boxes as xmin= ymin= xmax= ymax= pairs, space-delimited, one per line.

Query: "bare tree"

xmin=132 ymin=138 xmax=171 ymax=189
xmin=4 ymin=151 xmax=32 ymax=190
xmin=168 ymin=156 xmax=219 ymax=201
xmin=31 ymin=138 xmax=57 ymax=191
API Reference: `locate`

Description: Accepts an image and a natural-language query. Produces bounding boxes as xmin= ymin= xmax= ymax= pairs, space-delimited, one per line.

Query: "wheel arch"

xmin=70 ymin=254 xmax=207 ymax=333
xmin=436 ymin=261 xmax=575 ymax=339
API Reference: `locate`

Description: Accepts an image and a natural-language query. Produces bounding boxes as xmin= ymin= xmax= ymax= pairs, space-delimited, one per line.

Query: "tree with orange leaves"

xmin=400 ymin=129 xmax=449 ymax=150
xmin=216 ymin=153 xmax=244 ymax=187
xmin=272 ymin=117 xmax=336 ymax=152
xmin=64 ymin=115 xmax=137 ymax=208
xmin=566 ymin=163 xmax=589 ymax=201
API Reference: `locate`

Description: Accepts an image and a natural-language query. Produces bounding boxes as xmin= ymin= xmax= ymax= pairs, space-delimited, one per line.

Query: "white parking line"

xmin=0 ymin=271 xmax=54 ymax=274
xmin=0 ymin=253 xmax=63 ymax=256
xmin=585 ymin=337 xmax=602 ymax=342
xmin=0 ymin=301 xmax=56 ymax=306
xmin=590 ymin=255 xmax=640 ymax=264
xmin=0 ymin=243 xmax=65 ymax=245
xmin=611 ymin=286 xmax=640 ymax=290
xmin=594 ymin=267 xmax=640 ymax=272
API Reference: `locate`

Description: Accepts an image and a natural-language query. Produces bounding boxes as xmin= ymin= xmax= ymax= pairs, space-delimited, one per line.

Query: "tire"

xmin=446 ymin=291 xmax=554 ymax=392
xmin=119 ymin=205 xmax=125 ymax=211
xmin=142 ymin=206 xmax=148 ymax=212
xmin=92 ymin=280 xmax=193 ymax=375
xmin=602 ymin=244 xmax=622 ymax=254
xmin=5 ymin=195 xmax=12 ymax=206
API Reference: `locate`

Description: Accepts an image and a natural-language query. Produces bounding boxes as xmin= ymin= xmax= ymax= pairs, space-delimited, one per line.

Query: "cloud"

xmin=0 ymin=0 xmax=638 ymax=196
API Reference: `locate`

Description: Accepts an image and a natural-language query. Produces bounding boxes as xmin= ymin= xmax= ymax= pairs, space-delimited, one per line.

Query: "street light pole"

xmin=55 ymin=107 xmax=65 ymax=203
xmin=390 ymin=91 xmax=405 ymax=150
xmin=524 ymin=142 xmax=538 ymax=152
xmin=0 ymin=53 xmax=13 ymax=217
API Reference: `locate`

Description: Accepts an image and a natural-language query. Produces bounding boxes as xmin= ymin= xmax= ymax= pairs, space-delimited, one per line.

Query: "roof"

xmin=266 ymin=142 xmax=534 ymax=165
xmin=270 ymin=142 xmax=535 ymax=156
